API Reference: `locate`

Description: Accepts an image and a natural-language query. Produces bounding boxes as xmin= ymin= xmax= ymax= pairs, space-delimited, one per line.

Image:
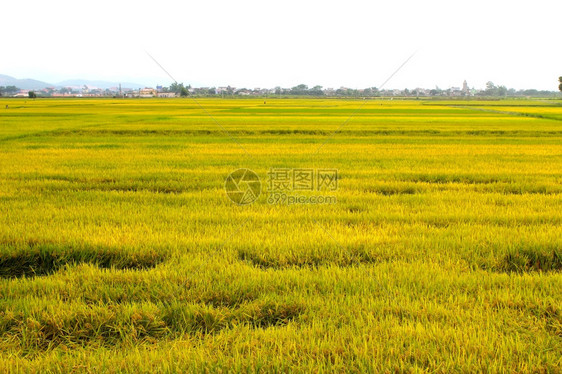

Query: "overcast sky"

xmin=3 ymin=0 xmax=560 ymax=90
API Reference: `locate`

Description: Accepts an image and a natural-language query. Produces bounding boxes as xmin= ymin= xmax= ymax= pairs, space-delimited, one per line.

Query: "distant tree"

xmin=309 ymin=85 xmax=323 ymax=96
xmin=290 ymin=84 xmax=309 ymax=95
xmin=484 ymin=81 xmax=499 ymax=96
xmin=28 ymin=91 xmax=37 ymax=99
xmin=0 ymin=86 xmax=19 ymax=96
xmin=521 ymin=89 xmax=539 ymax=96
xmin=498 ymin=85 xmax=507 ymax=96
xmin=169 ymin=82 xmax=190 ymax=96
xmin=559 ymin=76 xmax=562 ymax=92
xmin=169 ymin=82 xmax=180 ymax=93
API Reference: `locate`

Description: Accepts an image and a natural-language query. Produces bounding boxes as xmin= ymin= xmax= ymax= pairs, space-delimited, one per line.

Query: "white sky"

xmin=3 ymin=0 xmax=561 ymax=90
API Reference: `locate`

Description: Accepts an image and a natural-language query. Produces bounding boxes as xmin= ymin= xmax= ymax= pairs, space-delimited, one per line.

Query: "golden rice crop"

xmin=0 ymin=97 xmax=561 ymax=372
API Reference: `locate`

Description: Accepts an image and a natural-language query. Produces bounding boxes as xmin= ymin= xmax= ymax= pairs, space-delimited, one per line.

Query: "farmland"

xmin=0 ymin=98 xmax=561 ymax=372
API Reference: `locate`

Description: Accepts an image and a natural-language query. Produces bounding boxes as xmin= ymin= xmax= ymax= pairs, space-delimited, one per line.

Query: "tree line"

xmin=3 ymin=78 xmax=562 ymax=98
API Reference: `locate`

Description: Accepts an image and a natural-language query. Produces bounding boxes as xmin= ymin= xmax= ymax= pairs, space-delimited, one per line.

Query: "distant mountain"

xmin=0 ymin=74 xmax=145 ymax=90
xmin=56 ymin=79 xmax=144 ymax=90
xmin=0 ymin=74 xmax=54 ymax=90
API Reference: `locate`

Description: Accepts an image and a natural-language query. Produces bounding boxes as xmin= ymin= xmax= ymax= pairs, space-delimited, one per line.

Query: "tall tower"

xmin=462 ymin=80 xmax=469 ymax=94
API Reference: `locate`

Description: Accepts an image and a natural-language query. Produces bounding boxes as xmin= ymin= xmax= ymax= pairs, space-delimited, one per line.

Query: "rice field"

xmin=0 ymin=97 xmax=561 ymax=372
